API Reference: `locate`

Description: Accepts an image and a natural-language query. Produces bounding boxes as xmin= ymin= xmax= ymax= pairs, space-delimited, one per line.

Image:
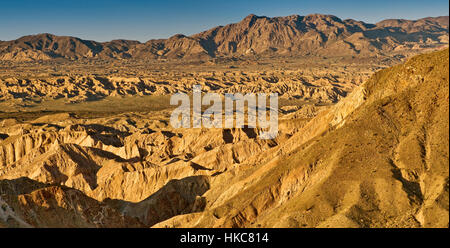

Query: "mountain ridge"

xmin=0 ymin=14 xmax=448 ymax=61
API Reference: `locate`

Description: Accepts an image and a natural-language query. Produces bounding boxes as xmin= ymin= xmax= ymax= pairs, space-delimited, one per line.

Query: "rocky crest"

xmin=0 ymin=14 xmax=448 ymax=61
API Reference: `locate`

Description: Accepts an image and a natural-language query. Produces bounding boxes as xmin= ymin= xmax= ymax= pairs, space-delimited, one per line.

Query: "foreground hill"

xmin=0 ymin=14 xmax=448 ymax=61
xmin=153 ymin=49 xmax=449 ymax=228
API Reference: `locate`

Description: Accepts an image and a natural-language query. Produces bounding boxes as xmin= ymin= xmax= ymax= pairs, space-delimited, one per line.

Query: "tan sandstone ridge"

xmin=152 ymin=49 xmax=449 ymax=228
xmin=0 ymin=49 xmax=448 ymax=228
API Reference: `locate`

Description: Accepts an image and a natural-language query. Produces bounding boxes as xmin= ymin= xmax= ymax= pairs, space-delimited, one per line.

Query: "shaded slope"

xmin=0 ymin=178 xmax=143 ymax=227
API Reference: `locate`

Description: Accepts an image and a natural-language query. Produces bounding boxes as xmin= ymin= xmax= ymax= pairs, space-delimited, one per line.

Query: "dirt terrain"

xmin=0 ymin=49 xmax=447 ymax=228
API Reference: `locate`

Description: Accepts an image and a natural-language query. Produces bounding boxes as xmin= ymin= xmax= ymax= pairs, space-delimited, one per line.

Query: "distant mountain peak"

xmin=0 ymin=14 xmax=448 ymax=61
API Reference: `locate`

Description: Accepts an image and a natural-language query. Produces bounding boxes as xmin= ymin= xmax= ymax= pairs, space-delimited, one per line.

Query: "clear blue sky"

xmin=0 ymin=0 xmax=448 ymax=42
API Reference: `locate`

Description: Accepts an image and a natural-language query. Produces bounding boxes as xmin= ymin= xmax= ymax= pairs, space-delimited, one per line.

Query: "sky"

xmin=0 ymin=0 xmax=448 ymax=42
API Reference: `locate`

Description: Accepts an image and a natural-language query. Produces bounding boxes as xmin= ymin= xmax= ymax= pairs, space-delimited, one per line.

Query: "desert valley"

xmin=0 ymin=14 xmax=448 ymax=228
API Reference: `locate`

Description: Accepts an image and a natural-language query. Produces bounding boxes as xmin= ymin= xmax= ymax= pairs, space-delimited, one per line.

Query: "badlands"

xmin=0 ymin=14 xmax=448 ymax=228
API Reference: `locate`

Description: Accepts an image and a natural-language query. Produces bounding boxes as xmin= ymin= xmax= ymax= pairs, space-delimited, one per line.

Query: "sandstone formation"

xmin=0 ymin=177 xmax=143 ymax=227
xmin=155 ymin=48 xmax=449 ymax=228
xmin=0 ymin=49 xmax=448 ymax=228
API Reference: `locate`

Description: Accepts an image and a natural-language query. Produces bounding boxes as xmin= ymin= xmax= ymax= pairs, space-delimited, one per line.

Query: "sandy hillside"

xmin=0 ymin=48 xmax=448 ymax=228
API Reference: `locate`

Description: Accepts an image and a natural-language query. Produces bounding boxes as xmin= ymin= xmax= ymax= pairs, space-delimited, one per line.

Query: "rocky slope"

xmin=0 ymin=49 xmax=448 ymax=228
xmin=0 ymin=14 xmax=448 ymax=61
xmin=0 ymin=111 xmax=296 ymax=227
xmin=0 ymin=178 xmax=143 ymax=227
xmin=155 ymin=48 xmax=449 ymax=228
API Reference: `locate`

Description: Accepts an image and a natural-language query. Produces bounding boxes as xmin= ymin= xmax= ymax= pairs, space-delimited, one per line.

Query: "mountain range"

xmin=0 ymin=14 xmax=448 ymax=61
